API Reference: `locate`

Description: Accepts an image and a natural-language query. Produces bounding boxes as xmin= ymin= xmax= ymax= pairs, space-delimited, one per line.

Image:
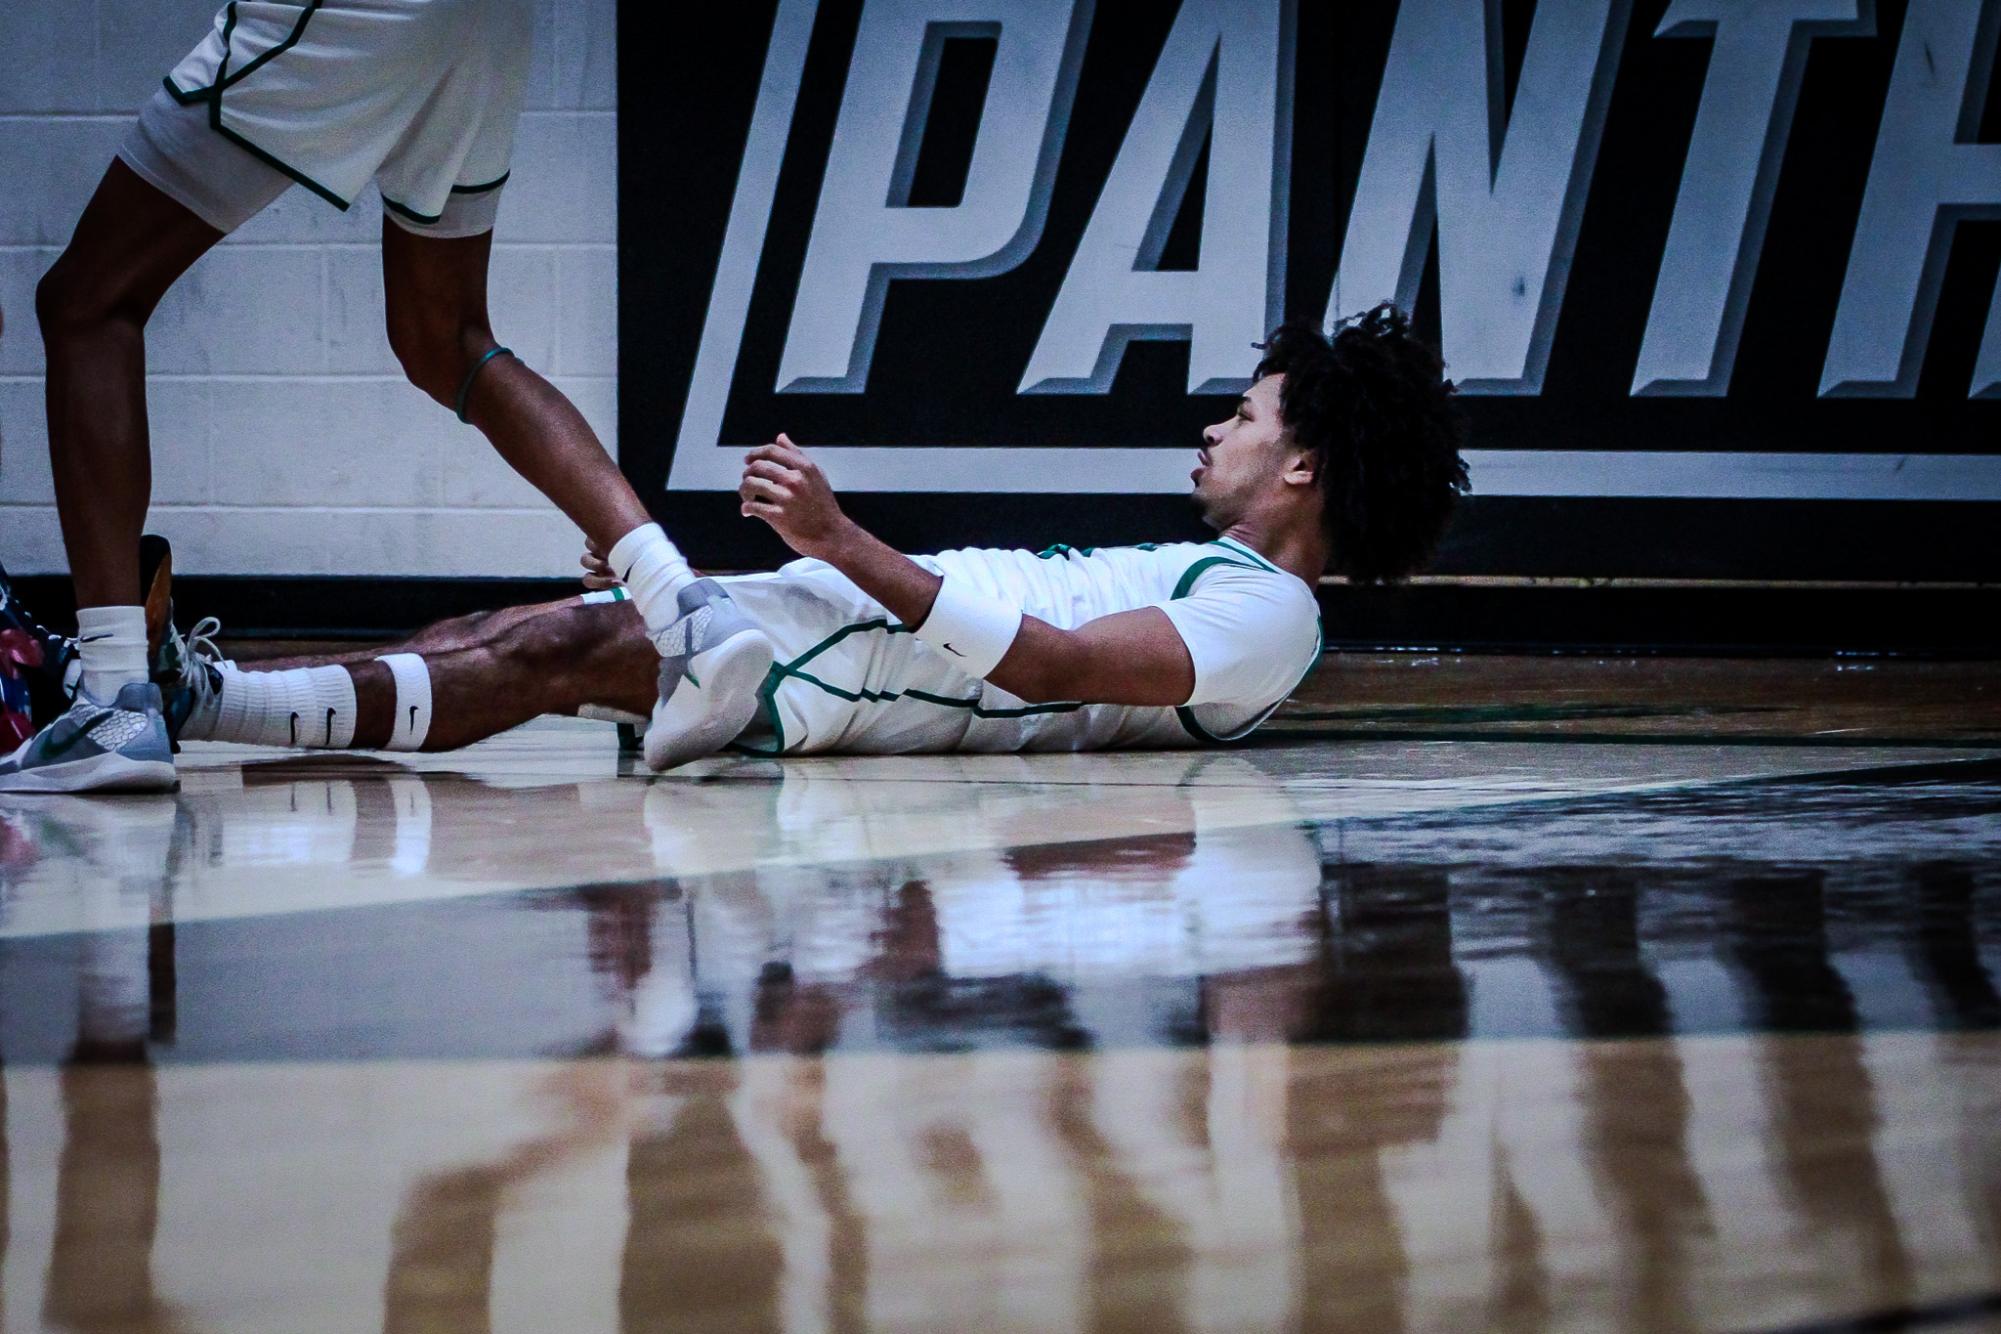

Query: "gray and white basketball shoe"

xmin=0 ymin=681 xmax=177 ymax=794
xmin=154 ymin=615 xmax=229 ymax=747
xmin=643 ymin=579 xmax=775 ymax=772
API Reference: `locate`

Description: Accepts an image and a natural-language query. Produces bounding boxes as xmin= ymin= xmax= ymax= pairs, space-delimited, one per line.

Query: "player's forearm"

xmin=817 ymin=524 xmax=1192 ymax=705
xmin=815 ymin=518 xmax=945 ymax=630
xmin=984 ymin=618 xmax=1087 ymax=703
xmin=737 ymin=438 xmax=1183 ymax=704
xmin=815 ymin=519 xmax=1085 ymax=700
xmin=811 ymin=520 xmax=1067 ymax=700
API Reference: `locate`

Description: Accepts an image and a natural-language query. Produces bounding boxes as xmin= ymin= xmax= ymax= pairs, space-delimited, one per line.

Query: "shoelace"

xmin=184 ymin=617 xmax=234 ymax=671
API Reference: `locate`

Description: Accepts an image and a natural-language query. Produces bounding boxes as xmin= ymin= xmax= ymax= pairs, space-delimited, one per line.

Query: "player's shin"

xmin=182 ymin=653 xmax=433 ymax=751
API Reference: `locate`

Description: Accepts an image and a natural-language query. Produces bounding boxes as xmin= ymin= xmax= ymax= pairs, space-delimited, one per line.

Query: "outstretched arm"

xmin=739 ymin=437 xmax=1195 ymax=706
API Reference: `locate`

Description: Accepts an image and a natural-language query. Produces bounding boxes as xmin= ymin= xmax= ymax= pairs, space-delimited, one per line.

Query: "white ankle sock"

xmin=183 ymin=664 xmax=358 ymax=748
xmin=607 ymin=523 xmax=696 ymax=639
xmin=76 ymin=605 xmax=150 ymax=701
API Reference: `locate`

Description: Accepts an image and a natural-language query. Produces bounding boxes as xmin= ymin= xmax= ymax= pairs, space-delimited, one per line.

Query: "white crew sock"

xmin=607 ymin=523 xmax=696 ymax=640
xmin=180 ymin=664 xmax=358 ymax=748
xmin=75 ymin=605 xmax=150 ymax=701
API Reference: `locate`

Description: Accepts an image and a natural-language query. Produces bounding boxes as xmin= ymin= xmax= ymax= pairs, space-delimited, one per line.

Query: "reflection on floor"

xmin=1 ymin=653 xmax=1998 ymax=1332
xmin=3 ymin=1038 xmax=1998 ymax=1333
xmin=1277 ymin=653 xmax=2001 ymax=746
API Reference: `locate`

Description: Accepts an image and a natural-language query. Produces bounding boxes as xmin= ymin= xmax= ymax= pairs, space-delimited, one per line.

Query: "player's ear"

xmin=1281 ymin=444 xmax=1318 ymax=489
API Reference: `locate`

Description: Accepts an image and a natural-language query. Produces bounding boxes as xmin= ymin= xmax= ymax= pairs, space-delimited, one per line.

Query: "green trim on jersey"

xmin=1168 ymin=553 xmax=1323 ymax=745
xmin=733 ymin=541 xmax=1313 ymax=755
xmin=381 ymin=194 xmax=445 ymax=225
xmin=452 ymin=171 xmax=512 ymax=195
xmin=728 ymin=618 xmax=911 ymax=756
xmin=1209 ymin=535 xmax=1282 ymax=574
xmin=1170 ymin=554 xmax=1258 ymax=601
xmin=1167 ymin=554 xmax=1261 ymax=742
xmin=220 ymin=0 xmax=323 ymax=91
xmin=202 ymin=0 xmax=352 ymax=211
xmin=907 ymin=691 xmax=1085 ymax=720
xmin=727 ymin=613 xmax=1087 ymax=756
xmin=1174 ymin=621 xmax=1324 ymax=746
xmin=386 ymin=172 xmax=513 ymax=225
xmin=211 ymin=119 xmax=351 ymax=209
xmin=168 ymin=0 xmax=322 ymax=103
xmin=1036 ymin=542 xmax=1161 ymax=560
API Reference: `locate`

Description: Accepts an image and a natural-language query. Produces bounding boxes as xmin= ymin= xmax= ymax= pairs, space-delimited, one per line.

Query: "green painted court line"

xmin=1285 ymin=704 xmax=1787 ymax=725
xmin=1251 ymin=728 xmax=2001 ymax=749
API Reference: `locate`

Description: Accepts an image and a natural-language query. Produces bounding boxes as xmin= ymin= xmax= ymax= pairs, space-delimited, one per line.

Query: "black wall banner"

xmin=619 ymin=0 xmax=2001 ymax=581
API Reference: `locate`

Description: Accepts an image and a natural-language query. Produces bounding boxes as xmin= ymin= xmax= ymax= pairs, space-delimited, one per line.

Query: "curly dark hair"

xmin=1255 ymin=303 xmax=1470 ymax=583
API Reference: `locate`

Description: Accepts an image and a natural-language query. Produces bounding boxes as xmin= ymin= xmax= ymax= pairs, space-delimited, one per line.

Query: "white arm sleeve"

xmin=1155 ymin=563 xmax=1321 ymax=709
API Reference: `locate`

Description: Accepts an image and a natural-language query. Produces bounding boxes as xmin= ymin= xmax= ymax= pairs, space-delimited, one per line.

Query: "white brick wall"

xmin=0 ymin=0 xmax=619 ymax=578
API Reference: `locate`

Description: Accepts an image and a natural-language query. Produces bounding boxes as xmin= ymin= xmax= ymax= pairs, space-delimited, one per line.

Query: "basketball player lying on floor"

xmin=164 ymin=306 xmax=1468 ymax=768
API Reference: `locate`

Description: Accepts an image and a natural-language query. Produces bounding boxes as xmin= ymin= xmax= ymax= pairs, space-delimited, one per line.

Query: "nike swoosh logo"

xmin=38 ymin=713 xmax=104 ymax=761
xmin=942 ymin=642 xmax=965 ymax=657
xmin=409 ymin=705 xmax=418 ymax=734
xmin=289 ymin=712 xmax=299 ymax=746
xmin=324 ymin=707 xmax=336 ymax=746
xmin=76 ymin=633 xmax=112 ymax=644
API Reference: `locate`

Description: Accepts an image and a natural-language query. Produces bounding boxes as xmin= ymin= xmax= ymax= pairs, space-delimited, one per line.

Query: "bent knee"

xmin=385 ymin=308 xmax=496 ymax=407
xmin=496 ymin=603 xmax=607 ymax=674
xmin=35 ymin=257 xmax=141 ymax=340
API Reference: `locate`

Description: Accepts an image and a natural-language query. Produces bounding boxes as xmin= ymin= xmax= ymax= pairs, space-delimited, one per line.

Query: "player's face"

xmin=1192 ymin=374 xmax=1290 ymax=527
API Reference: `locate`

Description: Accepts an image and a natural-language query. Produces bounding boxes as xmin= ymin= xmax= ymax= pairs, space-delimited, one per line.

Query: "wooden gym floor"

xmin=1 ymin=653 xmax=1997 ymax=1332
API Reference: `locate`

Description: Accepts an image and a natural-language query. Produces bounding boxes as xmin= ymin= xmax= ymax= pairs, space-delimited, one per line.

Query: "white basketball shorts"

xmin=118 ymin=0 xmax=533 ymax=237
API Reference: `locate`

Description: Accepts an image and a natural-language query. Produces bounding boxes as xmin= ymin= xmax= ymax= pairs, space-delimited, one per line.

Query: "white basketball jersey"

xmin=722 ymin=536 xmax=1324 ymax=756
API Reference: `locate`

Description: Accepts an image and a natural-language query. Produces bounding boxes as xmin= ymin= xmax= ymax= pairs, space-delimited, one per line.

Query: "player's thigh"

xmin=40 ymin=157 xmax=229 ymax=328
xmin=380 ymin=220 xmax=494 ymax=339
xmin=374 ymin=0 xmax=529 ymax=244
xmin=113 ymin=87 xmax=292 ymax=238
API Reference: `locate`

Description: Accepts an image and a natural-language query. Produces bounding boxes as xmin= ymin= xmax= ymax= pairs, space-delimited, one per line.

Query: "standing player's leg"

xmin=377 ymin=220 xmax=773 ymax=768
xmin=379 ymin=220 xmax=655 ymax=582
xmin=38 ymin=161 xmax=222 ymax=622
xmin=0 ymin=146 xmax=284 ymax=793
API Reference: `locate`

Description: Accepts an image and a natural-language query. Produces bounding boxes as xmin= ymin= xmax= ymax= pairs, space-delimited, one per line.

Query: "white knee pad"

xmin=376 ymin=653 xmax=433 ymax=751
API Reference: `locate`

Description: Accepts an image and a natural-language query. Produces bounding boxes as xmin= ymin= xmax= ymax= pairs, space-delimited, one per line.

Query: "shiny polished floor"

xmin=1 ymin=655 xmax=1998 ymax=1332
